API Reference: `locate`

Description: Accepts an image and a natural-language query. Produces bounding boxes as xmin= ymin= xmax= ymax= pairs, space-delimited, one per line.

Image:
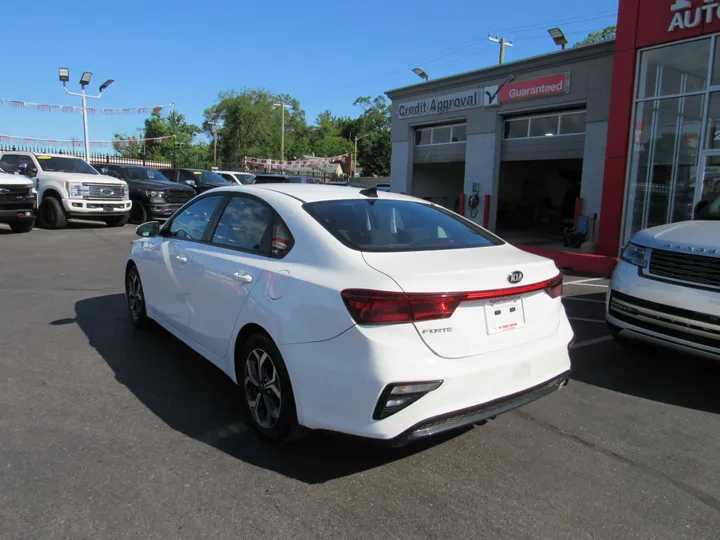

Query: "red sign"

xmin=499 ymin=73 xmax=569 ymax=103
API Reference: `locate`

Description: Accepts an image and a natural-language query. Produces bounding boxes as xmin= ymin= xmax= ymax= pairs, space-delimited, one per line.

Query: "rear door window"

xmin=211 ymin=196 xmax=272 ymax=253
xmin=304 ymin=199 xmax=503 ymax=252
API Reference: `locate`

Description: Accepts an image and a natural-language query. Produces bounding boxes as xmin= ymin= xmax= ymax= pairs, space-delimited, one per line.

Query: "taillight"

xmin=546 ymin=273 xmax=563 ymax=299
xmin=342 ymin=273 xmax=563 ymax=326
xmin=340 ymin=290 xmax=464 ymax=325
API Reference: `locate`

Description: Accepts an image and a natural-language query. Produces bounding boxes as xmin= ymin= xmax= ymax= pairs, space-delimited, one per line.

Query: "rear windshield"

xmin=304 ymin=199 xmax=504 ymax=252
xmin=254 ymin=176 xmax=288 ymax=184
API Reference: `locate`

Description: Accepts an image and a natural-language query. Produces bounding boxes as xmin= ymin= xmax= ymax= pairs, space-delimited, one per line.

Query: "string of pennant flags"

xmin=244 ymin=154 xmax=349 ymax=170
xmin=0 ymin=134 xmax=174 ymax=149
xmin=0 ymin=98 xmax=174 ymax=115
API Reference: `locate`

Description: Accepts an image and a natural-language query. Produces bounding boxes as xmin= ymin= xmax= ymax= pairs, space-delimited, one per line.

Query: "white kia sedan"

xmin=126 ymin=185 xmax=573 ymax=445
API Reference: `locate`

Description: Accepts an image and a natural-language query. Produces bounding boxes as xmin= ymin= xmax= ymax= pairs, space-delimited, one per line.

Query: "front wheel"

xmin=9 ymin=220 xmax=35 ymax=233
xmin=105 ymin=213 xmax=129 ymax=227
xmin=40 ymin=197 xmax=67 ymax=229
xmin=238 ymin=333 xmax=307 ymax=444
xmin=129 ymin=202 xmax=148 ymax=225
xmin=126 ymin=265 xmax=151 ymax=329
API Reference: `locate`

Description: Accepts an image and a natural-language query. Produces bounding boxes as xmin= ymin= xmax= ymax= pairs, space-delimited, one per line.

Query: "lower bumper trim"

xmin=393 ymin=371 xmax=570 ymax=446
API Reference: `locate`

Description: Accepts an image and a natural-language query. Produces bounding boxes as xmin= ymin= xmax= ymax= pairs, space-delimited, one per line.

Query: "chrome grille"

xmin=649 ymin=249 xmax=720 ymax=288
xmin=87 ymin=184 xmax=124 ymax=199
xmin=166 ymin=190 xmax=193 ymax=204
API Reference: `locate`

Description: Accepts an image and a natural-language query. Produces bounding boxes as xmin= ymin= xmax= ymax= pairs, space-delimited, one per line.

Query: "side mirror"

xmin=136 ymin=221 xmax=160 ymax=238
xmin=184 ymin=180 xmax=197 ymax=188
xmin=18 ymin=163 xmax=37 ymax=177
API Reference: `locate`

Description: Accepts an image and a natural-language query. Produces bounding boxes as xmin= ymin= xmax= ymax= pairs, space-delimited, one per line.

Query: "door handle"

xmin=233 ymin=271 xmax=253 ymax=283
xmin=176 ymin=254 xmax=188 ymax=264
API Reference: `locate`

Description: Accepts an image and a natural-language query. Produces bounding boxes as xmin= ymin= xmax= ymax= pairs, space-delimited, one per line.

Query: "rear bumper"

xmin=280 ymin=314 xmax=573 ymax=441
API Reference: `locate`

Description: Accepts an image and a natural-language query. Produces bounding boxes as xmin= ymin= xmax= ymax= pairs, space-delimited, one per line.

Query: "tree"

xmin=113 ymin=109 xmax=202 ymax=164
xmin=574 ymin=25 xmax=617 ymax=47
xmin=350 ymin=95 xmax=392 ymax=176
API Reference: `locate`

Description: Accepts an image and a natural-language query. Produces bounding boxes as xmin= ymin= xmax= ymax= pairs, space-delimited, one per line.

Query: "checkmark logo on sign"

xmin=483 ymin=85 xmax=500 ymax=107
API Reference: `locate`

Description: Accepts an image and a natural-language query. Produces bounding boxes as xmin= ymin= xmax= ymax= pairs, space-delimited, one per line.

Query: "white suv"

xmin=0 ymin=152 xmax=131 ymax=229
xmin=607 ymin=212 xmax=720 ymax=360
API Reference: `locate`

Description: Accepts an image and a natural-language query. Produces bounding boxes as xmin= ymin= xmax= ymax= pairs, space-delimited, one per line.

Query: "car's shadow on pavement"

xmin=71 ymin=293 xmax=461 ymax=484
xmin=571 ymin=337 xmax=720 ymax=415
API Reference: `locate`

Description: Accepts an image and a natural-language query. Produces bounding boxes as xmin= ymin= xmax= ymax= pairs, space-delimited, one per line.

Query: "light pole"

xmin=548 ymin=27 xmax=568 ymax=50
xmin=273 ymin=100 xmax=286 ymax=169
xmin=412 ymin=67 xmax=430 ymax=82
xmin=58 ymin=68 xmax=113 ymax=162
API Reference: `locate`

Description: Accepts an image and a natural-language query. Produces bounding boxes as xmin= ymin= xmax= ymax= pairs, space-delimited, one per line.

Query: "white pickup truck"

xmin=0 ymin=163 xmax=36 ymax=233
xmin=0 ymin=152 xmax=131 ymax=229
xmin=607 ymin=204 xmax=720 ymax=360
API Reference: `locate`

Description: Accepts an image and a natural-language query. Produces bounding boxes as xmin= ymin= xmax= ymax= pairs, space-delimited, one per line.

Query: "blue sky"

xmin=1 ymin=0 xmax=618 ymax=148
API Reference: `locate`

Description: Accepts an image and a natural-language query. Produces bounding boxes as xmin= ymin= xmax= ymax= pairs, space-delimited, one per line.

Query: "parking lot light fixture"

xmin=548 ymin=28 xmax=568 ymax=50
xmin=412 ymin=68 xmax=430 ymax=82
xmin=59 ymin=67 xmax=113 ymax=162
xmin=80 ymin=71 xmax=93 ymax=87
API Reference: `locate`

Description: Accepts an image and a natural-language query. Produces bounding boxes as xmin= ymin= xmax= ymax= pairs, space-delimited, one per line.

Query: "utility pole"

xmin=280 ymin=103 xmax=285 ymax=168
xmin=211 ymin=121 xmax=220 ymax=167
xmin=488 ymin=34 xmax=513 ymax=64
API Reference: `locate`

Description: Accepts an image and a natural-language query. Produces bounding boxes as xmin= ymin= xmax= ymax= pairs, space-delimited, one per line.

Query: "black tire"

xmin=105 ymin=213 xmax=129 ymax=227
xmin=125 ymin=265 xmax=151 ymax=329
xmin=9 ymin=220 xmax=35 ymax=233
xmin=609 ymin=324 xmax=641 ymax=351
xmin=129 ymin=201 xmax=148 ymax=225
xmin=40 ymin=197 xmax=67 ymax=229
xmin=238 ymin=333 xmax=308 ymax=444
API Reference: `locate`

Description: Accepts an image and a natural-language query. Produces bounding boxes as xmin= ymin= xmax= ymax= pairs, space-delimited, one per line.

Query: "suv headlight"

xmin=621 ymin=243 xmax=648 ymax=268
xmin=66 ymin=182 xmax=89 ymax=199
xmin=145 ymin=190 xmax=164 ymax=198
xmin=122 ymin=184 xmax=129 ymax=198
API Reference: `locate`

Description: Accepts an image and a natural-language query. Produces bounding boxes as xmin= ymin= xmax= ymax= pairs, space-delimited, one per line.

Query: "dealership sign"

xmin=395 ymin=89 xmax=481 ymax=119
xmin=498 ymin=73 xmax=570 ymax=103
xmin=668 ymin=0 xmax=720 ymax=32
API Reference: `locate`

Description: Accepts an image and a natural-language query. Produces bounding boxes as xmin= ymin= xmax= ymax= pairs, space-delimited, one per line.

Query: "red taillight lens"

xmin=546 ymin=273 xmax=563 ymax=299
xmin=341 ymin=290 xmax=463 ymax=325
xmin=342 ymin=273 xmax=563 ymax=326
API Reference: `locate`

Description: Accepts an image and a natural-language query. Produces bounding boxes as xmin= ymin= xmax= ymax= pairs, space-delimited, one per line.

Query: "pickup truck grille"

xmin=166 ymin=190 xmax=193 ymax=204
xmin=0 ymin=185 xmax=31 ymax=199
xmin=86 ymin=184 xmax=124 ymax=199
xmin=649 ymin=249 xmax=720 ymax=288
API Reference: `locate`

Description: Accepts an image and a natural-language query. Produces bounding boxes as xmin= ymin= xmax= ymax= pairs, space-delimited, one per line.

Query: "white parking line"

xmin=568 ymin=317 xmax=607 ymax=324
xmin=563 ymin=298 xmax=606 ymax=304
xmin=572 ymin=335 xmax=614 ymax=349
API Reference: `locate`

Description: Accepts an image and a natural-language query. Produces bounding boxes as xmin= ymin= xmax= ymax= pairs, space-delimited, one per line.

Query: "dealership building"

xmin=386 ymin=0 xmax=720 ymax=274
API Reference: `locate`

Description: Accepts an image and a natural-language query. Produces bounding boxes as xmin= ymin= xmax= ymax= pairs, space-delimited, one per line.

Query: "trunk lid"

xmin=362 ymin=244 xmax=563 ymax=358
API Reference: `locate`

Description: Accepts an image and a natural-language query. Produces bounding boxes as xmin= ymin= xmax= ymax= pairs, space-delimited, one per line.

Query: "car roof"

xmin=3 ymin=152 xmax=80 ymax=158
xmin=105 ymin=164 xmax=156 ymax=169
xmin=220 ymin=184 xmax=412 ymax=203
xmin=215 ymin=170 xmax=252 ymax=175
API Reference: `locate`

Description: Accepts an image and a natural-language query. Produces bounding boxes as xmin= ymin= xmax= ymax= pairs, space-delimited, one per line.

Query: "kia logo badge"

xmin=507 ymin=271 xmax=523 ymax=284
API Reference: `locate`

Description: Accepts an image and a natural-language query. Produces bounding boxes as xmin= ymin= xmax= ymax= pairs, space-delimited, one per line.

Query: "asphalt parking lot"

xmin=1 ymin=222 xmax=719 ymax=540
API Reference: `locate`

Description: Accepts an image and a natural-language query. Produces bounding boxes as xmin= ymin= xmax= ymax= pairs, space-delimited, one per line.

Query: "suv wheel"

xmin=130 ymin=202 xmax=148 ymax=225
xmin=40 ymin=198 xmax=67 ymax=229
xmin=238 ymin=333 xmax=308 ymax=445
xmin=105 ymin=213 xmax=129 ymax=227
xmin=126 ymin=265 xmax=151 ymax=329
xmin=9 ymin=220 xmax=35 ymax=233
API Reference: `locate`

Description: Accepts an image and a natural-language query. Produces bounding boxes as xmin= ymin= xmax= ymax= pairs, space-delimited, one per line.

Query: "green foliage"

xmin=115 ymin=89 xmax=392 ymax=176
xmin=574 ymin=25 xmax=617 ymax=47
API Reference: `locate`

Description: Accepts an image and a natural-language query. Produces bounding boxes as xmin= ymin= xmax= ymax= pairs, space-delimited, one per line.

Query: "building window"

xmin=623 ymin=37 xmax=718 ymax=246
xmin=503 ymin=110 xmax=586 ymax=139
xmin=415 ymin=123 xmax=467 ymax=146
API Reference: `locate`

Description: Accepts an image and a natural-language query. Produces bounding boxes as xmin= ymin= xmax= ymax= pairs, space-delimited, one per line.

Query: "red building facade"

xmin=599 ymin=0 xmax=720 ymax=256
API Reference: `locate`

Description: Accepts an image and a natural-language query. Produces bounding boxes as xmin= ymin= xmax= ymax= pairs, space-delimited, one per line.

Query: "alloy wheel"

xmin=245 ymin=348 xmax=282 ymax=429
xmin=127 ymin=271 xmax=144 ymax=321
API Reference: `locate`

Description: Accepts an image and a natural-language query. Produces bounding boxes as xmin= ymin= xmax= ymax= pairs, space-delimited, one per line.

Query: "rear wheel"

xmin=126 ymin=265 xmax=151 ymax=329
xmin=40 ymin=197 xmax=67 ymax=229
xmin=9 ymin=220 xmax=35 ymax=233
xmin=238 ymin=333 xmax=307 ymax=444
xmin=105 ymin=213 xmax=129 ymax=227
xmin=129 ymin=202 xmax=148 ymax=225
